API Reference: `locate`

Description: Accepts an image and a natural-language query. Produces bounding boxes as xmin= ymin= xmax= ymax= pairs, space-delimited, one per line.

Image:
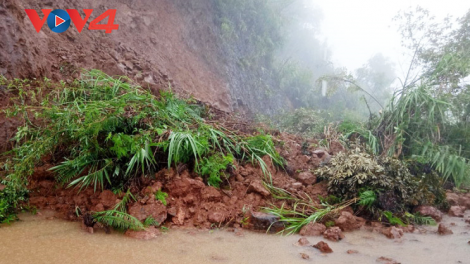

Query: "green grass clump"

xmin=197 ymin=153 xmax=234 ymax=187
xmin=155 ymin=190 xmax=168 ymax=206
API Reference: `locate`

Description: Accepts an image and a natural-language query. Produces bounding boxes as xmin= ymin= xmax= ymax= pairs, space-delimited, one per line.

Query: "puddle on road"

xmin=0 ymin=211 xmax=469 ymax=264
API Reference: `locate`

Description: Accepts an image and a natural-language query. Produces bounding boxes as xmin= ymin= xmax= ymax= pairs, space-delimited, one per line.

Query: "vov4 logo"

xmin=25 ymin=9 xmax=119 ymax=33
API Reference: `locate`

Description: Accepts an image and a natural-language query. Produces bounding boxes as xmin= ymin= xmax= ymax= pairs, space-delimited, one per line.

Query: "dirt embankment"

xmin=0 ymin=0 xmax=231 ymax=111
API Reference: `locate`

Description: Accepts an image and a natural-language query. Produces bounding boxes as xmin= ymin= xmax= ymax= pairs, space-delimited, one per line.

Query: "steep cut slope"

xmin=0 ymin=0 xmax=231 ymax=111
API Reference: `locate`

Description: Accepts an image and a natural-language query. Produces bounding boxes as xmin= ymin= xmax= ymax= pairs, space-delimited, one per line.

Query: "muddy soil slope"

xmin=0 ymin=0 xmax=231 ymax=111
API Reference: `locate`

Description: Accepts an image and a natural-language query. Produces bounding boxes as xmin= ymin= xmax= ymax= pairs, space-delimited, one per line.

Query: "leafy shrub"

xmin=316 ymin=147 xmax=386 ymax=199
xmin=316 ymin=146 xmax=445 ymax=213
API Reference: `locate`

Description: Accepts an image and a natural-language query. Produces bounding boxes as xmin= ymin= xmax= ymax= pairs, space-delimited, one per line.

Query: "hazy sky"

xmin=315 ymin=0 xmax=469 ymax=77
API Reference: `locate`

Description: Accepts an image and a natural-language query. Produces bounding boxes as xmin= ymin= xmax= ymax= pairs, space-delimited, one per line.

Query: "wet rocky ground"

xmin=0 ymin=210 xmax=469 ymax=264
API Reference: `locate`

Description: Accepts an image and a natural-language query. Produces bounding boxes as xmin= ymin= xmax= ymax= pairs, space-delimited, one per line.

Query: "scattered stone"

xmin=0 ymin=184 xmax=6 ymax=191
xmin=91 ymin=203 xmax=104 ymax=212
xmin=465 ymin=218 xmax=470 ymax=224
xmin=313 ymin=241 xmax=333 ymax=253
xmin=376 ymin=256 xmax=400 ymax=264
xmin=99 ymin=190 xmax=118 ymax=208
xmin=247 ymin=180 xmax=271 ymax=197
xmin=415 ymin=205 xmax=443 ymax=222
xmin=144 ymin=181 xmax=163 ymax=195
xmin=234 ymin=228 xmax=244 ymax=237
xmin=335 ymin=211 xmax=366 ymax=231
xmin=125 ymin=226 xmax=161 ymax=240
xmin=367 ymin=221 xmax=384 ymax=233
xmin=459 ymin=195 xmax=470 ymax=209
xmin=172 ymin=207 xmax=186 ymax=225
xmin=300 ymin=253 xmax=310 ymax=260
xmin=299 ymin=222 xmax=326 ymax=236
xmin=449 ymin=206 xmax=466 ymax=217
xmin=347 ymin=250 xmax=359 ymax=254
xmin=296 ymin=171 xmax=316 ymax=186
xmin=291 ymin=182 xmax=303 ymax=190
xmin=402 ymin=225 xmax=415 ymax=233
xmin=250 ymin=211 xmax=283 ymax=232
xmin=382 ymin=226 xmax=404 ymax=239
xmin=297 ymin=237 xmax=310 ymax=246
xmin=438 ymin=224 xmax=453 ymax=235
xmin=236 ymin=174 xmax=244 ymax=182
xmin=312 ymin=149 xmax=331 ymax=164
xmin=128 ymin=202 xmax=167 ymax=224
xmin=323 ymin=227 xmax=344 ymax=242
xmin=208 ymin=210 xmax=226 ymax=223
xmin=446 ymin=192 xmax=460 ymax=206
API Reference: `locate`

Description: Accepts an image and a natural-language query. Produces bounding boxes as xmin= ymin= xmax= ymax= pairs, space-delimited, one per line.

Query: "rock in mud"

xmin=446 ymin=193 xmax=460 ymax=206
xmin=167 ymin=177 xmax=205 ymax=197
xmin=208 ymin=210 xmax=226 ymax=223
xmin=91 ymin=203 xmax=105 ymax=212
xmin=312 ymin=149 xmax=331 ymax=164
xmin=250 ymin=211 xmax=283 ymax=232
xmin=171 ymin=207 xmax=186 ymax=225
xmin=448 ymin=206 xmax=466 ymax=217
xmin=296 ymin=171 xmax=316 ymax=186
xmin=300 ymin=253 xmax=310 ymax=259
xmin=201 ymin=186 xmax=223 ymax=201
xmin=128 ymin=202 xmax=167 ymax=224
xmin=458 ymin=195 xmax=470 ymax=209
xmin=402 ymin=225 xmax=415 ymax=233
xmin=313 ymin=241 xmax=333 ymax=253
xmin=415 ymin=205 xmax=443 ymax=222
xmin=247 ymin=180 xmax=271 ymax=197
xmin=299 ymin=222 xmax=326 ymax=236
xmin=347 ymin=250 xmax=359 ymax=254
xmin=99 ymin=190 xmax=118 ymax=208
xmin=438 ymin=224 xmax=453 ymax=235
xmin=367 ymin=221 xmax=385 ymax=233
xmin=376 ymin=256 xmax=400 ymax=264
xmin=382 ymin=226 xmax=404 ymax=239
xmin=125 ymin=226 xmax=161 ymax=240
xmin=144 ymin=181 xmax=163 ymax=195
xmin=335 ymin=211 xmax=365 ymax=232
xmin=323 ymin=227 xmax=344 ymax=242
xmin=297 ymin=237 xmax=310 ymax=246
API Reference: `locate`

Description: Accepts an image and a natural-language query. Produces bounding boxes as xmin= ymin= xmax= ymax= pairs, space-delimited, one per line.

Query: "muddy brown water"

xmin=1 ymin=211 xmax=469 ymax=264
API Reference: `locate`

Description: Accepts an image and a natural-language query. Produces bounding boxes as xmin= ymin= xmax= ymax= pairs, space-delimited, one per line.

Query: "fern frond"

xmin=93 ymin=210 xmax=144 ymax=231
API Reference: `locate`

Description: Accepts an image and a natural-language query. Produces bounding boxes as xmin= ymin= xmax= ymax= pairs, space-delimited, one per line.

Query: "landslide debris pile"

xmin=0 ymin=70 xmax=456 ymax=236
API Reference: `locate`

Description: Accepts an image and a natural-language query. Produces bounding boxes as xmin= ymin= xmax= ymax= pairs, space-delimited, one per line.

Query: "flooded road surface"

xmin=0 ymin=211 xmax=469 ymax=264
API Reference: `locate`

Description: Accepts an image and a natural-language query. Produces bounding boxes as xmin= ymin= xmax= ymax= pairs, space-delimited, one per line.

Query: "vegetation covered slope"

xmin=0 ymin=70 xmax=283 ymax=223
